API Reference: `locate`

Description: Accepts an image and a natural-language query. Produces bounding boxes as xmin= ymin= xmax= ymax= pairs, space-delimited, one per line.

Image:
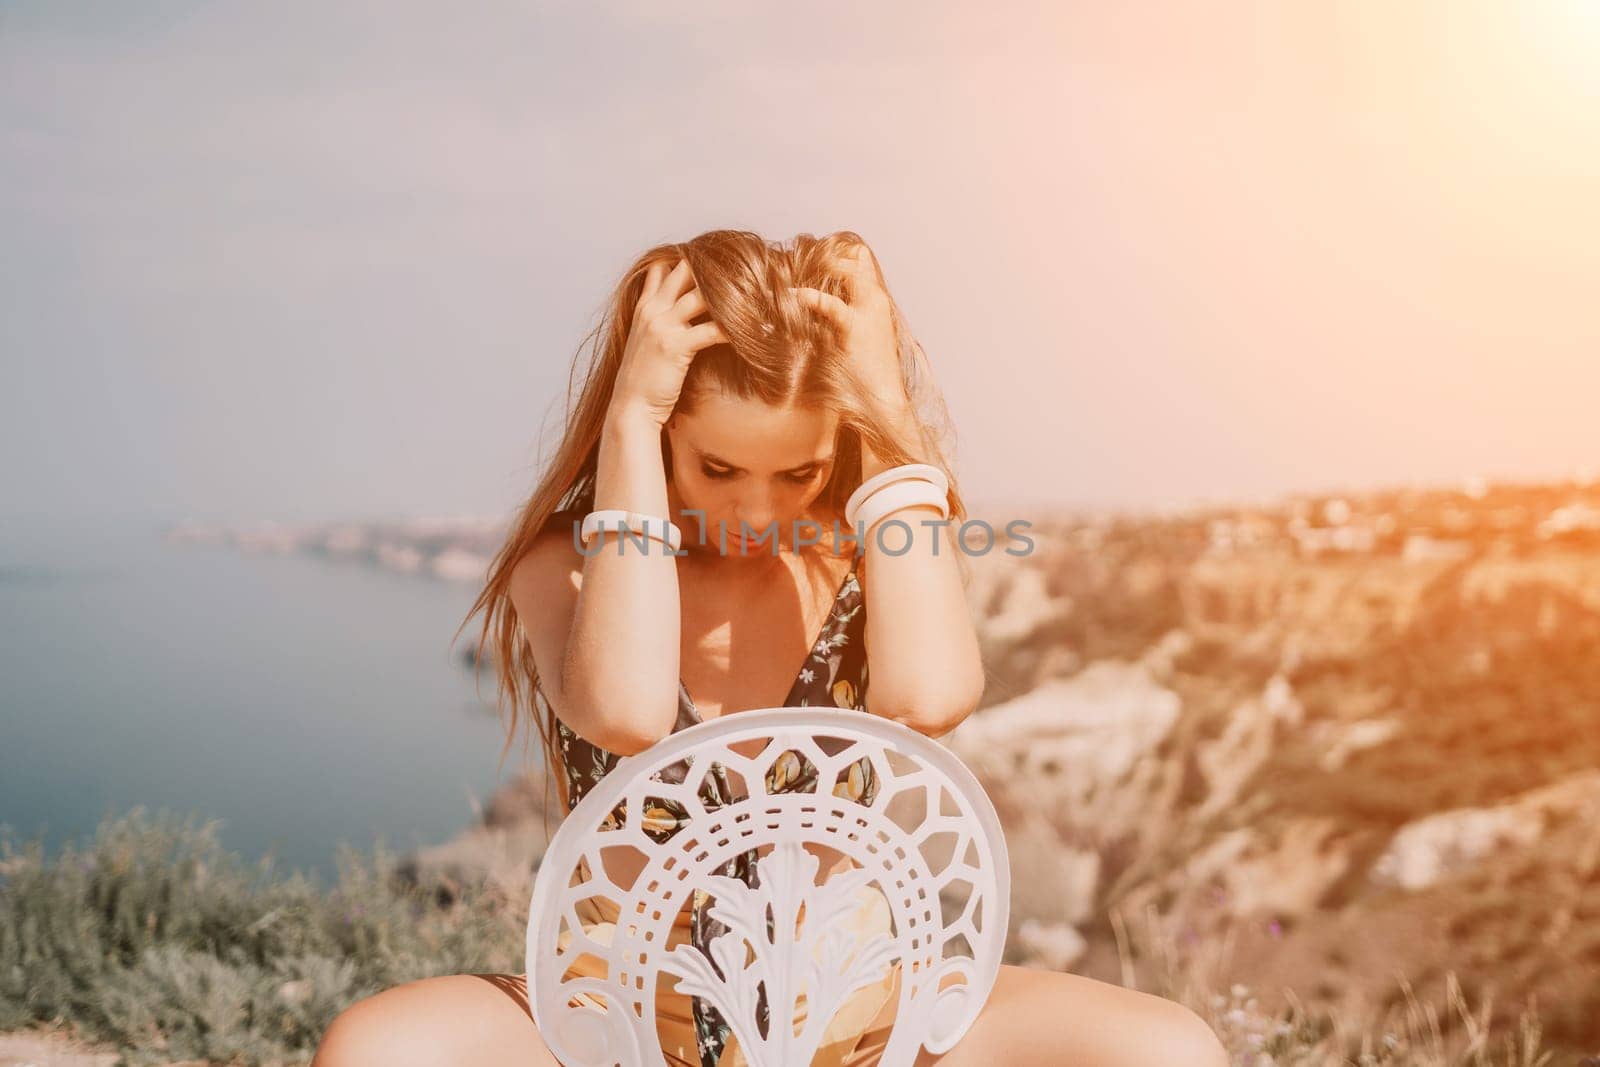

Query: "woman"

xmin=312 ymin=231 xmax=1228 ymax=1066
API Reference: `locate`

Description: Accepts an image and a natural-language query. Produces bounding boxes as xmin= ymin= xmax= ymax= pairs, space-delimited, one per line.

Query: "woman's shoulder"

xmin=511 ymin=511 xmax=587 ymax=592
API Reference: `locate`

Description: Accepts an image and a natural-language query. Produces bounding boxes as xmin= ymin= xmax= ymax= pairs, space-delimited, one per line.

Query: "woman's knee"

xmin=313 ymin=978 xmax=461 ymax=1067
xmin=314 ymin=985 xmax=435 ymax=1067
xmin=312 ymin=973 xmax=550 ymax=1067
xmin=1138 ymin=1000 xmax=1230 ymax=1067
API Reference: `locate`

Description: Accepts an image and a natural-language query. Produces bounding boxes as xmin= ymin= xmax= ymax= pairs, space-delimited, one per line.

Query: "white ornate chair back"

xmin=526 ymin=706 xmax=1010 ymax=1067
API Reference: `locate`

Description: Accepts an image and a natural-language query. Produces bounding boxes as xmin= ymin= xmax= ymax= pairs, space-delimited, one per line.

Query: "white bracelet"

xmin=579 ymin=509 xmax=683 ymax=552
xmin=844 ymin=463 xmax=949 ymax=527
xmin=850 ymin=477 xmax=950 ymax=537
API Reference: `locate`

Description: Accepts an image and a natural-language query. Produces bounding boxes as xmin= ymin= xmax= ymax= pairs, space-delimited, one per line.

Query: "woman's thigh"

xmin=311 ymin=972 xmax=561 ymax=1067
xmin=912 ymin=963 xmax=1229 ymax=1067
xmin=310 ymin=964 xmax=1230 ymax=1067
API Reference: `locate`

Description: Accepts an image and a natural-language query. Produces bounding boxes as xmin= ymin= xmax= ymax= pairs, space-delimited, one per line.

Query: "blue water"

xmin=0 ymin=518 xmax=518 ymax=888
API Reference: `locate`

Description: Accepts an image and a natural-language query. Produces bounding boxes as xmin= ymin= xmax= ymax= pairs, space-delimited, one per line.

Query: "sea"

xmin=0 ymin=517 xmax=516 ymax=889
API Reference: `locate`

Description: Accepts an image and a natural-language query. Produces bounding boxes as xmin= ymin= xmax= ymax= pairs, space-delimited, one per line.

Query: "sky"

xmin=4 ymin=0 xmax=1597 ymax=531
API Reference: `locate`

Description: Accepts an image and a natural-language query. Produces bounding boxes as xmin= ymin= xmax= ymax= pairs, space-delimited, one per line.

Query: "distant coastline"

xmin=164 ymin=472 xmax=1600 ymax=584
xmin=161 ymin=514 xmax=503 ymax=584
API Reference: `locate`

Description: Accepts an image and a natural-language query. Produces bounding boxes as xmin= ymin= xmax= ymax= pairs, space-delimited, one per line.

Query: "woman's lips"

xmin=731 ymin=529 xmax=773 ymax=553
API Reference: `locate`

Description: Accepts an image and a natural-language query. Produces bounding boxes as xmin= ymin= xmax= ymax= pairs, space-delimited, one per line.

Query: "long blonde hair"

xmin=454 ymin=229 xmax=966 ymax=837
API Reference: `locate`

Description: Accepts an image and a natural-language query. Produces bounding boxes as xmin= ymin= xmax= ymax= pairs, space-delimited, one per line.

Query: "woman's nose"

xmin=732 ymin=489 xmax=777 ymax=527
xmin=734 ymin=512 xmax=776 ymax=538
xmin=733 ymin=498 xmax=777 ymax=538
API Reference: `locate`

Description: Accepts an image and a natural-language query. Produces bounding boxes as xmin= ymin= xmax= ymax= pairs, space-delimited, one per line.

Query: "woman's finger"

xmin=843 ymin=242 xmax=889 ymax=302
xmin=637 ymin=260 xmax=666 ymax=308
xmin=685 ymin=319 xmax=729 ymax=352
xmin=790 ymin=285 xmax=851 ymax=326
xmin=670 ymin=284 xmax=706 ymax=322
xmin=659 ymin=257 xmax=695 ymax=304
xmin=857 ymin=241 xmax=885 ymax=275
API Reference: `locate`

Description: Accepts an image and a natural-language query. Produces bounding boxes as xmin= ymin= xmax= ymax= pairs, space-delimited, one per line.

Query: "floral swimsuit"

xmin=546 ymin=551 xmax=879 ymax=1067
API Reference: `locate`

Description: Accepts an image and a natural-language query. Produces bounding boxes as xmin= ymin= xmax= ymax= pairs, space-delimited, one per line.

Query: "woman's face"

xmin=664 ymin=390 xmax=838 ymax=559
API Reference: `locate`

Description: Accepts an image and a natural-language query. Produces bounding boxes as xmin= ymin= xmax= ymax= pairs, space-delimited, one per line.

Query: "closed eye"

xmin=702 ymin=463 xmax=821 ymax=483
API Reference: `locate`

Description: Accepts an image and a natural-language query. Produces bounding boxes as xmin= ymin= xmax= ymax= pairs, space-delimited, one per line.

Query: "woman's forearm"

xmin=561 ymin=408 xmax=681 ymax=754
xmin=858 ymin=411 xmax=986 ymax=735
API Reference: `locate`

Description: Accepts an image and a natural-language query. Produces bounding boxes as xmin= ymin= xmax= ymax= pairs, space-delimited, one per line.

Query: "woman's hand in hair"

xmin=612 ymin=257 xmax=728 ymax=430
xmin=789 ymin=241 xmax=910 ymax=418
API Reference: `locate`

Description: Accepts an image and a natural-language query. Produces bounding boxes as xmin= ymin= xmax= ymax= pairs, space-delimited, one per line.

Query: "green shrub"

xmin=0 ymin=807 xmax=526 ymax=1065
